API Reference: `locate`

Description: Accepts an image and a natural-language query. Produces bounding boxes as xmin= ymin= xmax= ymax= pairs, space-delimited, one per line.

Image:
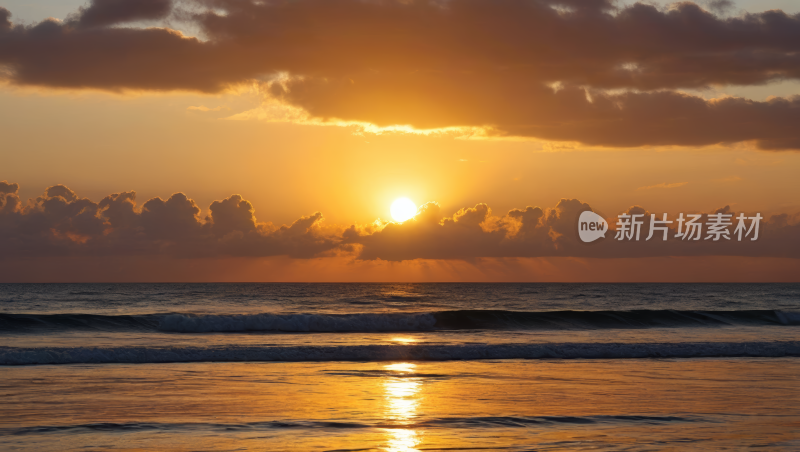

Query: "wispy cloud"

xmin=636 ymin=182 xmax=688 ymax=191
xmin=187 ymin=105 xmax=229 ymax=112
xmin=714 ymin=175 xmax=742 ymax=182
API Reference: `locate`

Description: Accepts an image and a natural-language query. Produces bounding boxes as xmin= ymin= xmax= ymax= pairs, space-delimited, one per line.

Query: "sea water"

xmin=1 ymin=283 xmax=799 ymax=450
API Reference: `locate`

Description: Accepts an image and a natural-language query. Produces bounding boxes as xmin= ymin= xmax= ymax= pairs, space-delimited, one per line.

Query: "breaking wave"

xmin=1 ymin=309 xmax=798 ymax=334
xmin=2 ymin=341 xmax=798 ymax=365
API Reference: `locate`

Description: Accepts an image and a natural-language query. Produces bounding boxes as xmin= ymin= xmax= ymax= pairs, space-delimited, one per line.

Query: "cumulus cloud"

xmin=0 ymin=183 xmax=337 ymax=258
xmin=346 ymin=199 xmax=800 ymax=261
xmin=1 ymin=1 xmax=800 ymax=148
xmin=0 ymin=182 xmax=797 ymax=261
xmin=0 ymin=8 xmax=10 ymax=31
xmin=0 ymin=180 xmax=20 ymax=215
xmin=0 ymin=180 xmax=19 ymax=194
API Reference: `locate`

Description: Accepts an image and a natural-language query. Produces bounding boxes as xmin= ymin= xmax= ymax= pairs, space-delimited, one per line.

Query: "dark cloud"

xmin=0 ymin=183 xmax=337 ymax=258
xmin=0 ymin=182 xmax=797 ymax=260
xmin=72 ymin=0 xmax=173 ymax=29
xmin=98 ymin=191 xmax=139 ymax=229
xmin=0 ymin=180 xmax=19 ymax=194
xmin=0 ymin=20 xmax=238 ymax=92
xmin=43 ymin=184 xmax=78 ymax=201
xmin=0 ymin=7 xmax=11 ymax=30
xmin=345 ymin=198 xmax=800 ymax=261
xmin=344 ymin=202 xmax=509 ymax=260
xmin=194 ymin=0 xmax=800 ymax=88
xmin=275 ymin=75 xmax=800 ymax=150
xmin=1 ymin=0 xmax=800 ymax=148
xmin=141 ymin=193 xmax=204 ymax=240
xmin=0 ymin=180 xmax=20 ymax=215
xmin=207 ymin=194 xmax=257 ymax=236
xmin=3 ymin=0 xmax=800 ymax=90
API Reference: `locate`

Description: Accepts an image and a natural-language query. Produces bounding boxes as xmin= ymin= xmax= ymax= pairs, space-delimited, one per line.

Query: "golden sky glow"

xmin=0 ymin=0 xmax=799 ymax=281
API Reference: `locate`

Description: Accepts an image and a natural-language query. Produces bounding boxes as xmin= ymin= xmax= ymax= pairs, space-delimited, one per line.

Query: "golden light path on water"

xmin=383 ymin=362 xmax=421 ymax=452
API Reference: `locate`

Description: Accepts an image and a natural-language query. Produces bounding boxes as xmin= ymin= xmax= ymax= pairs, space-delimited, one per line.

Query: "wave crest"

xmin=1 ymin=309 xmax=798 ymax=334
xmin=2 ymin=341 xmax=798 ymax=365
xmin=157 ymin=313 xmax=437 ymax=333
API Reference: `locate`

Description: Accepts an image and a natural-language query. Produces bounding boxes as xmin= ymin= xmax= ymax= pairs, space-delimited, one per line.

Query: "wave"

xmin=2 ymin=341 xmax=798 ymax=365
xmin=3 ymin=415 xmax=701 ymax=435
xmin=1 ymin=309 xmax=798 ymax=334
xmin=0 ymin=313 xmax=160 ymax=332
xmin=0 ymin=312 xmax=438 ymax=333
xmin=433 ymin=309 xmax=800 ymax=330
xmin=158 ymin=312 xmax=437 ymax=333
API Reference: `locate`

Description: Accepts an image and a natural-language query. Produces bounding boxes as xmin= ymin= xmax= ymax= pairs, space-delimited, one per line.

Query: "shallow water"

xmin=2 ymin=359 xmax=799 ymax=451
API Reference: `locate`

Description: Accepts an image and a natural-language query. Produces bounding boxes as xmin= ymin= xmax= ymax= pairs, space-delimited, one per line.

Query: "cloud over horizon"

xmin=0 ymin=182 xmax=335 ymax=259
xmin=2 ymin=0 xmax=800 ymax=149
xmin=1 ymin=181 xmax=797 ymax=262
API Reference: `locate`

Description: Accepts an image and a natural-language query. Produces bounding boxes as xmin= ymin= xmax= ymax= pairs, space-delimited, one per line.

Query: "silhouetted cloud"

xmin=0 ymin=182 xmax=797 ymax=260
xmin=0 ymin=180 xmax=18 ymax=194
xmin=0 ymin=7 xmax=10 ymax=30
xmin=71 ymin=0 xmax=173 ymax=29
xmin=0 ymin=180 xmax=20 ymax=215
xmin=0 ymin=183 xmax=337 ymax=258
xmin=1 ymin=1 xmax=800 ymax=148
xmin=345 ymin=198 xmax=800 ymax=261
xmin=140 ymin=192 xmax=204 ymax=240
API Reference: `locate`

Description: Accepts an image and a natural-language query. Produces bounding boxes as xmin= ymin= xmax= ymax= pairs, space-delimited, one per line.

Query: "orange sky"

xmin=0 ymin=0 xmax=799 ymax=281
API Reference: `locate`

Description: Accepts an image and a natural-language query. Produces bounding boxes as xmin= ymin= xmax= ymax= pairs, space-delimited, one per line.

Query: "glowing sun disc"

xmin=391 ymin=198 xmax=417 ymax=222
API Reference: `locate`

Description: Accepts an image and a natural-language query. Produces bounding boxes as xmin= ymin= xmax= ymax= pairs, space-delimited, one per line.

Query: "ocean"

xmin=1 ymin=283 xmax=799 ymax=451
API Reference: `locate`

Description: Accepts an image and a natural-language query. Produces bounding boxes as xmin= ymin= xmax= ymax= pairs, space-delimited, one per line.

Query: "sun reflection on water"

xmin=385 ymin=362 xmax=417 ymax=372
xmin=385 ymin=427 xmax=419 ymax=452
xmin=382 ymin=362 xmax=421 ymax=452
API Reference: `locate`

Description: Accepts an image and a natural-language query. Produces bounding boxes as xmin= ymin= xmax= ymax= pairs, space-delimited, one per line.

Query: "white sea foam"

xmin=2 ymin=341 xmax=798 ymax=365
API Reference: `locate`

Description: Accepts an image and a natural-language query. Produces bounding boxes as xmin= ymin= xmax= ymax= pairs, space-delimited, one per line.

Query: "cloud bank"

xmin=0 ymin=182 xmax=334 ymax=259
xmin=2 ymin=0 xmax=800 ymax=149
xmin=1 ymin=182 xmax=797 ymax=261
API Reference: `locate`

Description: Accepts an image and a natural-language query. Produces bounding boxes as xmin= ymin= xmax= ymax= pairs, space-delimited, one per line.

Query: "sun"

xmin=390 ymin=198 xmax=418 ymax=222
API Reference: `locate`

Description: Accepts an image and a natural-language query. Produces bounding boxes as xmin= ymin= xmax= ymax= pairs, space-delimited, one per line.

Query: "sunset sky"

xmin=1 ymin=0 xmax=799 ymax=281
